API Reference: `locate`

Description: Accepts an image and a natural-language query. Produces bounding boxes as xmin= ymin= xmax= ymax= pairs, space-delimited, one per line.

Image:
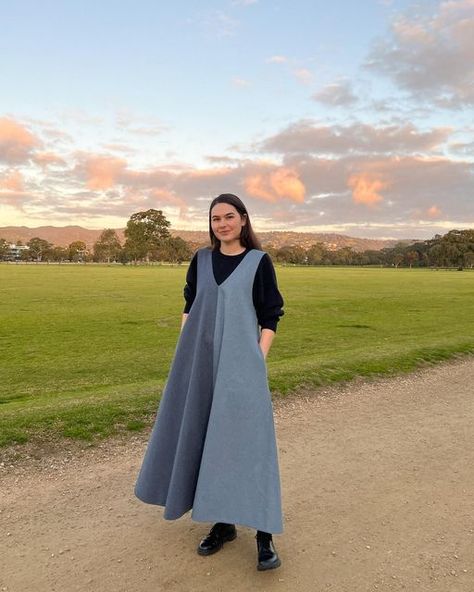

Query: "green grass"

xmin=1 ymin=263 xmax=473 ymax=448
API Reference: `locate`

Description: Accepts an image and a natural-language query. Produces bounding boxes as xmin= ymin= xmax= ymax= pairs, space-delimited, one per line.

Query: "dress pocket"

xmin=256 ymin=343 xmax=267 ymax=366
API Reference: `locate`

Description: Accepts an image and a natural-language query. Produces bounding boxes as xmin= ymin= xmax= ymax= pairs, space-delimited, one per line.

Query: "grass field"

xmin=1 ymin=263 xmax=473 ymax=448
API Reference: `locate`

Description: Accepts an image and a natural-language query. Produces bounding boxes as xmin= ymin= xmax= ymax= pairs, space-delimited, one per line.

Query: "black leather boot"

xmin=197 ymin=522 xmax=237 ymax=555
xmin=256 ymin=531 xmax=281 ymax=571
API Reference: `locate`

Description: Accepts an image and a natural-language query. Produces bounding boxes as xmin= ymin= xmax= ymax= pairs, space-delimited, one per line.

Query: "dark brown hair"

xmin=208 ymin=193 xmax=262 ymax=251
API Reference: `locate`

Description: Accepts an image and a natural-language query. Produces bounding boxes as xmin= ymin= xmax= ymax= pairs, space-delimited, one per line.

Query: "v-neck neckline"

xmin=211 ymin=248 xmax=251 ymax=288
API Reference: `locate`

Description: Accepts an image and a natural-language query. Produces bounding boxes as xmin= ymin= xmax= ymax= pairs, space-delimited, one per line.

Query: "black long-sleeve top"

xmin=183 ymin=248 xmax=284 ymax=332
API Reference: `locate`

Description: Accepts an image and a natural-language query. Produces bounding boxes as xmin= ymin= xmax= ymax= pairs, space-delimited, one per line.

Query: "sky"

xmin=0 ymin=0 xmax=473 ymax=239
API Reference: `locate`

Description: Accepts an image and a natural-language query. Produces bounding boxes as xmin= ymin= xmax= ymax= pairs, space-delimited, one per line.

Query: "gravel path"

xmin=1 ymin=357 xmax=474 ymax=592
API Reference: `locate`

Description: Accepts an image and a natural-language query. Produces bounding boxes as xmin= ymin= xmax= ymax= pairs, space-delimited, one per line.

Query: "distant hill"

xmin=0 ymin=225 xmax=412 ymax=252
xmin=0 ymin=226 xmax=111 ymax=249
xmin=172 ymin=230 xmax=410 ymax=252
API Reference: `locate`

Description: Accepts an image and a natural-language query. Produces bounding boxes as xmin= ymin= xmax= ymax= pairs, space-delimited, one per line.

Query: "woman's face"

xmin=210 ymin=202 xmax=246 ymax=245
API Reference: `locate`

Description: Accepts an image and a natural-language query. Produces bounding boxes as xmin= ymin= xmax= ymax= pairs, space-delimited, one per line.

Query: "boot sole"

xmin=197 ymin=531 xmax=237 ymax=556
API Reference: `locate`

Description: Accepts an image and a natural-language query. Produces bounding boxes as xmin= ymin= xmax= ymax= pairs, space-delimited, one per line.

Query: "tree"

xmin=306 ymin=242 xmax=328 ymax=265
xmin=151 ymin=236 xmax=193 ymax=263
xmin=26 ymin=237 xmax=53 ymax=262
xmin=50 ymin=246 xmax=69 ymax=262
xmin=381 ymin=242 xmax=407 ymax=267
xmin=404 ymin=250 xmax=419 ymax=268
xmin=124 ymin=209 xmax=171 ymax=262
xmin=275 ymin=245 xmax=306 ymax=264
xmin=93 ymin=229 xmax=122 ymax=263
xmin=359 ymin=249 xmax=384 ymax=266
xmin=0 ymin=238 xmax=8 ymax=260
xmin=20 ymin=248 xmax=30 ymax=261
xmin=332 ymin=246 xmax=356 ymax=265
xmin=464 ymin=251 xmax=474 ymax=269
xmin=424 ymin=229 xmax=474 ymax=267
xmin=68 ymin=241 xmax=87 ymax=262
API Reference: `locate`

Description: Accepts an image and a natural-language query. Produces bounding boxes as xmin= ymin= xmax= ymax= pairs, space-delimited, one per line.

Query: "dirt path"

xmin=1 ymin=357 xmax=474 ymax=592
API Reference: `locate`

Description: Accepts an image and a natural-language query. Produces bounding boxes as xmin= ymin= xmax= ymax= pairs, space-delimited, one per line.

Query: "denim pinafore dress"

xmin=134 ymin=247 xmax=283 ymax=534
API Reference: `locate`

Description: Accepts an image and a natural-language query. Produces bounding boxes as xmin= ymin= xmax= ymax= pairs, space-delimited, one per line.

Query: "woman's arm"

xmin=253 ymin=254 xmax=284 ymax=335
xmin=254 ymin=254 xmax=283 ymax=360
xmin=259 ymin=327 xmax=275 ymax=360
xmin=181 ymin=251 xmax=198 ymax=332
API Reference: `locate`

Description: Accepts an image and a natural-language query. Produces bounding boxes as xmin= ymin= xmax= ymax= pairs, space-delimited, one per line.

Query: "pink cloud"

xmin=0 ymin=170 xmax=30 ymax=210
xmin=0 ymin=191 xmax=28 ymax=209
xmin=77 ymin=155 xmax=128 ymax=190
xmin=0 ymin=169 xmax=24 ymax=192
xmin=244 ymin=166 xmax=306 ymax=203
xmin=347 ymin=172 xmax=389 ymax=207
xmin=34 ymin=151 xmax=66 ymax=168
xmin=427 ymin=205 xmax=442 ymax=218
xmin=0 ymin=118 xmax=40 ymax=164
xmin=150 ymin=189 xmax=190 ymax=219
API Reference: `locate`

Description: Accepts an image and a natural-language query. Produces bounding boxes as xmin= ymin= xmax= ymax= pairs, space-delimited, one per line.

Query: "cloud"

xmin=449 ymin=139 xmax=474 ymax=156
xmin=290 ymin=153 xmax=473 ymax=228
xmin=5 ymin=149 xmax=473 ymax=238
xmin=149 ymin=189 xmax=190 ymax=219
xmin=232 ymin=77 xmax=251 ymax=88
xmin=0 ymin=169 xmax=24 ymax=192
xmin=364 ymin=0 xmax=474 ymax=107
xmin=40 ymin=127 xmax=74 ymax=144
xmin=293 ymin=68 xmax=314 ymax=85
xmin=75 ymin=154 xmax=128 ymax=190
xmin=347 ymin=172 xmax=388 ymax=207
xmin=266 ymin=55 xmax=289 ymax=64
xmin=0 ymin=190 xmax=29 ymax=209
xmin=312 ymin=80 xmax=359 ymax=106
xmin=71 ymin=154 xmax=307 ymax=209
xmin=0 ymin=118 xmax=41 ymax=164
xmin=261 ymin=119 xmax=451 ymax=155
xmin=205 ymin=155 xmax=241 ymax=164
xmin=244 ymin=166 xmax=306 ymax=203
xmin=33 ymin=152 xmax=67 ymax=168
xmin=3 ymin=115 xmax=471 ymax=239
xmin=0 ymin=170 xmax=32 ymax=210
xmin=427 ymin=205 xmax=442 ymax=218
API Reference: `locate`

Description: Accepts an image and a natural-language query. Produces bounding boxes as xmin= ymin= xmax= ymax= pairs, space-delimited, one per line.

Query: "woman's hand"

xmin=259 ymin=328 xmax=276 ymax=360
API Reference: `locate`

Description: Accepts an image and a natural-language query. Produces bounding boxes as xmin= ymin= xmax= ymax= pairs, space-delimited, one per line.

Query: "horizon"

xmin=0 ymin=219 xmax=470 ymax=243
xmin=0 ymin=222 xmax=432 ymax=244
xmin=0 ymin=1 xmax=473 ymax=239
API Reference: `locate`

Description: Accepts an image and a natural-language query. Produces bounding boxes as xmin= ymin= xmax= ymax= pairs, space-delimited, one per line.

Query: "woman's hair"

xmin=208 ymin=193 xmax=262 ymax=251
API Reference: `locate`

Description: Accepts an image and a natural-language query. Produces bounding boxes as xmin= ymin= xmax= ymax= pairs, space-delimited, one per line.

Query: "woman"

xmin=134 ymin=193 xmax=284 ymax=571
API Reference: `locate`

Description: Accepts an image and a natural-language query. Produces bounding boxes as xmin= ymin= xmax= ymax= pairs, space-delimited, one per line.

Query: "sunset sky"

xmin=0 ymin=0 xmax=473 ymax=239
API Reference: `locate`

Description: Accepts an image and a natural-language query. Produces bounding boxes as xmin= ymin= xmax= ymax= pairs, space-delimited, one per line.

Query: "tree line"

xmin=267 ymin=229 xmax=474 ymax=269
xmin=0 ymin=210 xmax=193 ymax=264
xmin=0 ymin=209 xmax=473 ymax=268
